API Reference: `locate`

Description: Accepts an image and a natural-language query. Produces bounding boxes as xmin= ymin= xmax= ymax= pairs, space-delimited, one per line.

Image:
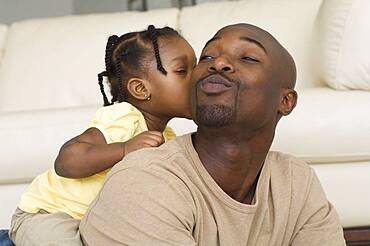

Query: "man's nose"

xmin=208 ymin=56 xmax=234 ymax=73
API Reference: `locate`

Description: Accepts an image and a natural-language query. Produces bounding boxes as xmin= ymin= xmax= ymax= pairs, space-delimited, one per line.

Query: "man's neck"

xmin=193 ymin=126 xmax=274 ymax=204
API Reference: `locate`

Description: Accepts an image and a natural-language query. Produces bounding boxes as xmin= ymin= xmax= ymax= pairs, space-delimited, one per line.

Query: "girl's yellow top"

xmin=18 ymin=102 xmax=176 ymax=219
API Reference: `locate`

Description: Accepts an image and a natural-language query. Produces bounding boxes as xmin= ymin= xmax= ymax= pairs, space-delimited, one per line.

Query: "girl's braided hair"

xmin=98 ymin=25 xmax=180 ymax=106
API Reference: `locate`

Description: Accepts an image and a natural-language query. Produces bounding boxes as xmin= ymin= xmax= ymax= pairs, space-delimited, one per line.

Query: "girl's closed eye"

xmin=175 ymin=67 xmax=187 ymax=74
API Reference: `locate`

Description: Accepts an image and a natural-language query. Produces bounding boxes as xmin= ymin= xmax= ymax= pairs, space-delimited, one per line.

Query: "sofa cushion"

xmin=312 ymin=161 xmax=370 ymax=228
xmin=271 ymin=88 xmax=370 ymax=164
xmin=0 ymin=183 xmax=29 ymax=228
xmin=0 ymin=24 xmax=8 ymax=65
xmin=0 ymin=9 xmax=179 ymax=112
xmin=0 ymin=105 xmax=98 ymax=183
xmin=179 ymin=0 xmax=323 ymax=90
xmin=318 ymin=0 xmax=370 ymax=90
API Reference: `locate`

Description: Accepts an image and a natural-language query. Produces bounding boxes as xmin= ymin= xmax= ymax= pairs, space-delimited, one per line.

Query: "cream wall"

xmin=0 ymin=0 xmax=74 ymax=24
xmin=0 ymin=0 xmax=225 ymax=25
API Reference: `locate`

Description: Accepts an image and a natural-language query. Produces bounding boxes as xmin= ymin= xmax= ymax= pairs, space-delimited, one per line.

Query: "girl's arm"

xmin=54 ymin=127 xmax=164 ymax=179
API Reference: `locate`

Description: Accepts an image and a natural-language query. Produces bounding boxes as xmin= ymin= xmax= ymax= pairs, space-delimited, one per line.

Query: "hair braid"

xmin=115 ymin=54 xmax=126 ymax=102
xmin=97 ymin=35 xmax=119 ymax=106
xmin=98 ymin=71 xmax=111 ymax=106
xmin=105 ymin=35 xmax=119 ymax=73
xmin=148 ymin=25 xmax=167 ymax=75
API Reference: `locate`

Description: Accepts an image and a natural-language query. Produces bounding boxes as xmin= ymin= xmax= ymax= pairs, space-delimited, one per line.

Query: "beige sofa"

xmin=0 ymin=0 xmax=369 ymax=236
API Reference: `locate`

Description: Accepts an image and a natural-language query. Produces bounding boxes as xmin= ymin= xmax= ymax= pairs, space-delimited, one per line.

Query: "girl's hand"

xmin=124 ymin=131 xmax=165 ymax=155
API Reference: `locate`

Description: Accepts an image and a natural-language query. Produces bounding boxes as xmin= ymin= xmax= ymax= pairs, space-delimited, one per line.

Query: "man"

xmin=80 ymin=23 xmax=345 ymax=245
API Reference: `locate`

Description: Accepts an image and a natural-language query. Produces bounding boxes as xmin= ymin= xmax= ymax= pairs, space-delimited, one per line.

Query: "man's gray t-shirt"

xmin=80 ymin=134 xmax=345 ymax=245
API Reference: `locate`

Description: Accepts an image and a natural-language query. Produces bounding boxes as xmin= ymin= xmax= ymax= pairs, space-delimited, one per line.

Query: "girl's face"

xmin=146 ymin=37 xmax=196 ymax=119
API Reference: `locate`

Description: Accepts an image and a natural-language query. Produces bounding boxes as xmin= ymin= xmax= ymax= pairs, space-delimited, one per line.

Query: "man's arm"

xmin=80 ymin=164 xmax=197 ymax=246
xmin=291 ymin=169 xmax=346 ymax=246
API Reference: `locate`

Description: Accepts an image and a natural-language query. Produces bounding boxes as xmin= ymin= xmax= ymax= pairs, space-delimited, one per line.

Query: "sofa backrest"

xmin=0 ymin=0 xmax=340 ymax=112
xmin=0 ymin=9 xmax=179 ymax=112
xmin=180 ymin=0 xmax=324 ymax=90
xmin=0 ymin=24 xmax=7 ymax=66
xmin=318 ymin=0 xmax=370 ymax=91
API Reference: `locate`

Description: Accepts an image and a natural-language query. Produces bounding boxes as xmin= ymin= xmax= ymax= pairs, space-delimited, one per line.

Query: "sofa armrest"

xmin=0 ymin=105 xmax=98 ymax=184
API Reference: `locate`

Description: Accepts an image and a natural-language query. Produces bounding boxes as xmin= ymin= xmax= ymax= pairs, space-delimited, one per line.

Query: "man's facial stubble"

xmin=194 ymin=75 xmax=239 ymax=128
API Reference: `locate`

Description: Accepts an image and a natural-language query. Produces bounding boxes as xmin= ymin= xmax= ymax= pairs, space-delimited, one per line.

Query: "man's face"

xmin=191 ymin=25 xmax=284 ymax=130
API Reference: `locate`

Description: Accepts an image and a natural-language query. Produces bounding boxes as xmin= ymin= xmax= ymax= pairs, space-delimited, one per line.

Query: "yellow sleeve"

xmin=85 ymin=103 xmax=148 ymax=144
xmin=163 ymin=126 xmax=176 ymax=142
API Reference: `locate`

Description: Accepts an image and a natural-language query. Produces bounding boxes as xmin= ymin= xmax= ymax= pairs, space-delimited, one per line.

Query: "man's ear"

xmin=278 ymin=89 xmax=297 ymax=116
xmin=126 ymin=77 xmax=151 ymax=101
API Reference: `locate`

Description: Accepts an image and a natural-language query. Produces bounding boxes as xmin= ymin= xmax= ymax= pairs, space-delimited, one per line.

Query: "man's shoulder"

xmin=267 ymin=151 xmax=315 ymax=186
xmin=267 ymin=151 xmax=312 ymax=170
xmin=81 ymin=135 xmax=197 ymax=245
xmin=107 ymin=134 xmax=192 ymax=183
xmin=266 ymin=151 xmax=321 ymax=218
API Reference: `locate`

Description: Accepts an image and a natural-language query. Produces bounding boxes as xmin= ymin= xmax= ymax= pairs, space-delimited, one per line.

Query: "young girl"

xmin=9 ymin=25 xmax=196 ymax=246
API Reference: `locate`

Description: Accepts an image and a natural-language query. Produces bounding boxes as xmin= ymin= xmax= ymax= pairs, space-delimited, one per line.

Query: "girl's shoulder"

xmin=91 ymin=102 xmax=145 ymax=126
xmin=87 ymin=102 xmax=147 ymax=143
xmin=94 ymin=102 xmax=142 ymax=118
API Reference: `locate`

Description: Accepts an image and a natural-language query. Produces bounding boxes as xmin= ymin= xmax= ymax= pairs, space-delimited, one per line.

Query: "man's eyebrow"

xmin=240 ymin=36 xmax=267 ymax=54
xmin=203 ymin=37 xmax=220 ymax=49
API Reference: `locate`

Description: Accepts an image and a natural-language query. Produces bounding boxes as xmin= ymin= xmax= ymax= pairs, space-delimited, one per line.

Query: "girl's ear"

xmin=126 ymin=78 xmax=151 ymax=101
